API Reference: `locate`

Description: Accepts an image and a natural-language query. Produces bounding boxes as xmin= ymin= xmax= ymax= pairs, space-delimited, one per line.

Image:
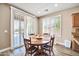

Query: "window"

xmin=26 ymin=16 xmax=38 ymax=35
xmin=43 ymin=15 xmax=61 ymax=37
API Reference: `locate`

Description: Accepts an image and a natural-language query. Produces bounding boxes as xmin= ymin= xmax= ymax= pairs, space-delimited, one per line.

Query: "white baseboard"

xmin=0 ymin=47 xmax=11 ymax=53
xmin=56 ymin=42 xmax=64 ymax=46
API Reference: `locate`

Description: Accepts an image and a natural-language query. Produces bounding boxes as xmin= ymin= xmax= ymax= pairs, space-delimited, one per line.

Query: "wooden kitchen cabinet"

xmin=72 ymin=13 xmax=79 ymax=52
xmin=72 ymin=13 xmax=79 ymax=27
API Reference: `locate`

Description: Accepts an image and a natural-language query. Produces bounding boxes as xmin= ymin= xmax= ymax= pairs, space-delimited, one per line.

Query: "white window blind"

xmin=42 ymin=15 xmax=61 ymax=37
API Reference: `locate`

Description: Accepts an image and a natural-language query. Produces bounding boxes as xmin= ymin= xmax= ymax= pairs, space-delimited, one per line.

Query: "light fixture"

xmin=54 ymin=3 xmax=58 ymax=7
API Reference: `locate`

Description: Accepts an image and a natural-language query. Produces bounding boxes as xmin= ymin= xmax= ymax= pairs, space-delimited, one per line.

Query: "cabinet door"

xmin=73 ymin=14 xmax=79 ymax=27
xmin=72 ymin=40 xmax=79 ymax=52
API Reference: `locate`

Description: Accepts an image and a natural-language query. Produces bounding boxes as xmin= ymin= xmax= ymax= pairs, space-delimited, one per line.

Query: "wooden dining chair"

xmin=43 ymin=35 xmax=55 ymax=56
xmin=24 ymin=38 xmax=38 ymax=56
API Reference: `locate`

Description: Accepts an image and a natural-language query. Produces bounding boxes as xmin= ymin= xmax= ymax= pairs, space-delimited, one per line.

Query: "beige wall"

xmin=0 ymin=4 xmax=11 ymax=49
xmin=39 ymin=6 xmax=79 ymax=45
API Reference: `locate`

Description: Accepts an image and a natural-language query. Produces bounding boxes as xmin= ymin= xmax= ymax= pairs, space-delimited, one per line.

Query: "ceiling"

xmin=11 ymin=3 xmax=79 ymax=17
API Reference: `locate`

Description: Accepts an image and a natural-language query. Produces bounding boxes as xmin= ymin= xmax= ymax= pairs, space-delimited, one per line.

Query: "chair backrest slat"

xmin=50 ymin=35 xmax=55 ymax=48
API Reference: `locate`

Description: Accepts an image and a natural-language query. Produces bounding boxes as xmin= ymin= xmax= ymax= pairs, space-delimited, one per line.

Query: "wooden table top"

xmin=26 ymin=35 xmax=51 ymax=45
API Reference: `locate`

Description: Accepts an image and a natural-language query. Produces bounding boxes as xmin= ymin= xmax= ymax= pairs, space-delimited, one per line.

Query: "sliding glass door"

xmin=13 ymin=18 xmax=24 ymax=48
xmin=13 ymin=19 xmax=20 ymax=48
xmin=20 ymin=20 xmax=24 ymax=45
xmin=11 ymin=7 xmax=25 ymax=49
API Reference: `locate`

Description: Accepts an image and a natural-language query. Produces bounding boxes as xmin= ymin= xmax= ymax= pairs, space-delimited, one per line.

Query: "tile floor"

xmin=0 ymin=44 xmax=79 ymax=56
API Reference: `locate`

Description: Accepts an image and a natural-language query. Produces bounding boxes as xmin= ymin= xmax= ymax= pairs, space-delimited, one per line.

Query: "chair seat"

xmin=43 ymin=44 xmax=52 ymax=47
xmin=42 ymin=44 xmax=52 ymax=50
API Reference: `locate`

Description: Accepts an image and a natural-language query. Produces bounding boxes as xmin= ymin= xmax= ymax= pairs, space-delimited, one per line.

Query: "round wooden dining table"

xmin=29 ymin=35 xmax=51 ymax=56
xmin=31 ymin=36 xmax=50 ymax=45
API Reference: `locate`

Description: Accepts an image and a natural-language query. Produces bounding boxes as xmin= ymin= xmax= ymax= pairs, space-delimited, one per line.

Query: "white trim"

xmin=10 ymin=6 xmax=14 ymax=49
xmin=56 ymin=42 xmax=64 ymax=46
xmin=0 ymin=47 xmax=11 ymax=53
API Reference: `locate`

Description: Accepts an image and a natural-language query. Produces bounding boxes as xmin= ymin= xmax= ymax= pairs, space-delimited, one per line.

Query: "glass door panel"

xmin=20 ymin=20 xmax=24 ymax=45
xmin=13 ymin=19 xmax=20 ymax=48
